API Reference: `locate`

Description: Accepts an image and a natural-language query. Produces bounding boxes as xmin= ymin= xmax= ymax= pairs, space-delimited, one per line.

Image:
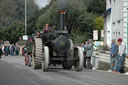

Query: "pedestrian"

xmin=85 ymin=39 xmax=93 ymax=69
xmin=15 ymin=45 xmax=19 ymax=56
xmin=4 ymin=45 xmax=9 ymax=56
xmin=80 ymin=43 xmax=85 ymax=52
xmin=114 ymin=38 xmax=126 ymax=73
xmin=84 ymin=41 xmax=89 ymax=49
xmin=109 ymin=39 xmax=118 ymax=71
xmin=0 ymin=44 xmax=3 ymax=60
xmin=36 ymin=31 xmax=40 ymax=38
xmin=2 ymin=45 xmax=5 ymax=55
xmin=83 ymin=41 xmax=89 ymax=68
xmin=28 ymin=38 xmax=33 ymax=55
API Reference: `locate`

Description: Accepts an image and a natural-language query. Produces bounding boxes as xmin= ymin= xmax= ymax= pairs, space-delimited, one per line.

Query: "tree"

xmin=0 ymin=22 xmax=24 ymax=43
xmin=87 ymin=0 xmax=106 ymax=15
xmin=35 ymin=0 xmax=106 ymax=43
xmin=95 ymin=17 xmax=104 ymax=30
xmin=0 ymin=0 xmax=39 ymax=43
xmin=94 ymin=17 xmax=104 ymax=40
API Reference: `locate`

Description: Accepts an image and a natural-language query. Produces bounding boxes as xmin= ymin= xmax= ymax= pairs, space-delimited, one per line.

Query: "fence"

xmin=92 ymin=51 xmax=128 ymax=68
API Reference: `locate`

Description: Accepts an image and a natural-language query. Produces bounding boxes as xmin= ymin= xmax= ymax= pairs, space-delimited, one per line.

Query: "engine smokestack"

xmin=58 ymin=10 xmax=65 ymax=31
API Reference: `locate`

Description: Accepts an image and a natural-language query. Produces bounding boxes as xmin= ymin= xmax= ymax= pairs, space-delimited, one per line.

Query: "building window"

xmin=118 ymin=32 xmax=120 ymax=35
xmin=113 ymin=22 xmax=115 ymax=25
xmin=109 ymin=0 xmax=111 ymax=4
xmin=118 ymin=20 xmax=120 ymax=23
xmin=113 ymin=32 xmax=115 ymax=35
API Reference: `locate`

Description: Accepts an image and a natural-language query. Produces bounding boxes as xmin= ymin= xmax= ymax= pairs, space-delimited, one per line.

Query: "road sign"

xmin=93 ymin=30 xmax=98 ymax=40
xmin=101 ymin=30 xmax=104 ymax=37
xmin=93 ymin=41 xmax=103 ymax=50
xmin=23 ymin=35 xmax=28 ymax=40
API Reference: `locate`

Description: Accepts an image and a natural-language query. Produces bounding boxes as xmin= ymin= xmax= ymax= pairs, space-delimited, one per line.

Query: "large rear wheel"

xmin=32 ymin=38 xmax=43 ymax=69
xmin=74 ymin=46 xmax=84 ymax=71
xmin=42 ymin=46 xmax=49 ymax=72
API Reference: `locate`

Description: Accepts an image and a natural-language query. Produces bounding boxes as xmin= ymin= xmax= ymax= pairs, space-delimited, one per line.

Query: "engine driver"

xmin=43 ymin=24 xmax=51 ymax=33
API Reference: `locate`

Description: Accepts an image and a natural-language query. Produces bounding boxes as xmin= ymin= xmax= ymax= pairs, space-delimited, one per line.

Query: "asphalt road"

xmin=0 ymin=55 xmax=128 ymax=85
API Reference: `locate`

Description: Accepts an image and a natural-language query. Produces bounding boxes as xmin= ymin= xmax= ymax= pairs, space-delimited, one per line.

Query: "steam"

xmin=34 ymin=0 xmax=49 ymax=8
xmin=57 ymin=0 xmax=68 ymax=10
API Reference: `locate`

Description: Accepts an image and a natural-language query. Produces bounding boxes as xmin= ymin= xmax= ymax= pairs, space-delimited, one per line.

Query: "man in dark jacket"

xmin=0 ymin=44 xmax=3 ymax=59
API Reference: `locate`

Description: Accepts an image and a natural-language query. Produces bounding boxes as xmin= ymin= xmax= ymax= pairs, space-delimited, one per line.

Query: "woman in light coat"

xmin=85 ymin=39 xmax=93 ymax=69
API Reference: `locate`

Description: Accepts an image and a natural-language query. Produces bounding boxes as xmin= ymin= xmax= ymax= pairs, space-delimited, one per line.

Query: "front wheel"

xmin=42 ymin=46 xmax=49 ymax=72
xmin=74 ymin=46 xmax=84 ymax=71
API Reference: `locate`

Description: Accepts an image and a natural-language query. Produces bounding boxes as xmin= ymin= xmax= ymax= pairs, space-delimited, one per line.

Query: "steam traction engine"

xmin=32 ymin=10 xmax=84 ymax=72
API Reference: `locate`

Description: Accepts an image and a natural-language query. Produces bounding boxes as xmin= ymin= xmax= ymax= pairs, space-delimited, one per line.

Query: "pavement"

xmin=0 ymin=55 xmax=128 ymax=85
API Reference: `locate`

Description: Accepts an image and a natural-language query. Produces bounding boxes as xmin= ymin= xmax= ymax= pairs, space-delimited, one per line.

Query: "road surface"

xmin=0 ymin=55 xmax=128 ymax=85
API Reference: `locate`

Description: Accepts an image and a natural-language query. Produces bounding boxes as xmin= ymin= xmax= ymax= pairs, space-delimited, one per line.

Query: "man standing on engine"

xmin=43 ymin=24 xmax=52 ymax=33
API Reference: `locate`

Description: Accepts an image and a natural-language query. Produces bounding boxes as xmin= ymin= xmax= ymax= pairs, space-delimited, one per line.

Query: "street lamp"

xmin=25 ymin=0 xmax=27 ymax=35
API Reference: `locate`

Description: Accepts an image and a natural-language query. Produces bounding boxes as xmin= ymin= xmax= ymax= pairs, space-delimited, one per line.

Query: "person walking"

xmin=83 ymin=41 xmax=89 ymax=68
xmin=110 ymin=39 xmax=118 ymax=71
xmin=4 ymin=45 xmax=9 ymax=56
xmin=15 ymin=45 xmax=19 ymax=56
xmin=85 ymin=39 xmax=93 ymax=69
xmin=114 ymin=38 xmax=126 ymax=73
xmin=80 ymin=43 xmax=85 ymax=52
xmin=0 ymin=44 xmax=3 ymax=60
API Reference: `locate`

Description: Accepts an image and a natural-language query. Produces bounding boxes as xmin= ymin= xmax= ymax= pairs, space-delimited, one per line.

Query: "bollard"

xmin=91 ymin=56 xmax=99 ymax=70
xmin=91 ymin=56 xmax=95 ymax=68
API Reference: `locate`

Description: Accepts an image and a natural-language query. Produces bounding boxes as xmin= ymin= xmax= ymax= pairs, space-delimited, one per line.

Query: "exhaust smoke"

xmin=57 ymin=0 xmax=68 ymax=10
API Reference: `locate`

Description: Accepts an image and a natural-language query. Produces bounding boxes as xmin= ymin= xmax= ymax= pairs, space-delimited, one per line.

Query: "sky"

xmin=34 ymin=0 xmax=49 ymax=9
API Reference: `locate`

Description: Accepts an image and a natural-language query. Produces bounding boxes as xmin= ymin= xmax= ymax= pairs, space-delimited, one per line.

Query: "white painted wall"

xmin=105 ymin=14 xmax=112 ymax=47
xmin=105 ymin=0 xmax=128 ymax=54
xmin=105 ymin=0 xmax=127 ymax=49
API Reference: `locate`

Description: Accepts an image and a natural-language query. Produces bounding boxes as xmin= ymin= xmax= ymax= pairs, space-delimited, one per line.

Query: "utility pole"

xmin=25 ymin=0 xmax=27 ymax=35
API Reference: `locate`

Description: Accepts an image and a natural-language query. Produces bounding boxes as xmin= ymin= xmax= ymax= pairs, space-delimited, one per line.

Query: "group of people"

xmin=81 ymin=39 xmax=94 ymax=69
xmin=0 ymin=44 xmax=20 ymax=56
xmin=110 ymin=38 xmax=126 ymax=73
xmin=80 ymin=37 xmax=126 ymax=73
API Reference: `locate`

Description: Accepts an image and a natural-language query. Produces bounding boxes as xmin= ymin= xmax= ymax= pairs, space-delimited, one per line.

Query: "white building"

xmin=104 ymin=0 xmax=128 ymax=54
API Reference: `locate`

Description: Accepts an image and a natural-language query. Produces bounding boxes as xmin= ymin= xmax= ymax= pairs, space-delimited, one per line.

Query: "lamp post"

xmin=25 ymin=0 xmax=27 ymax=35
xmin=127 ymin=0 xmax=128 ymax=55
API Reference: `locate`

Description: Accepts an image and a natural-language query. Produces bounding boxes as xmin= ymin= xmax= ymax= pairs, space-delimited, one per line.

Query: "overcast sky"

xmin=34 ymin=0 xmax=49 ymax=8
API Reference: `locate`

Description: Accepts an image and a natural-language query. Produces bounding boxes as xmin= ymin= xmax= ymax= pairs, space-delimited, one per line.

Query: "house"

xmin=104 ymin=0 xmax=128 ymax=54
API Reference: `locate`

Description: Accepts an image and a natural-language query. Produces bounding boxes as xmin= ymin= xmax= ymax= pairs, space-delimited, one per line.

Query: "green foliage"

xmin=72 ymin=29 xmax=91 ymax=44
xmin=36 ymin=0 xmax=57 ymax=30
xmin=0 ymin=0 xmax=106 ymax=44
xmin=0 ymin=22 xmax=24 ymax=43
xmin=35 ymin=0 xmax=106 ymax=44
xmin=95 ymin=17 xmax=104 ymax=30
xmin=94 ymin=17 xmax=104 ymax=40
xmin=0 ymin=0 xmax=39 ymax=43
xmin=87 ymin=0 xmax=106 ymax=14
xmin=17 ymin=40 xmax=26 ymax=46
